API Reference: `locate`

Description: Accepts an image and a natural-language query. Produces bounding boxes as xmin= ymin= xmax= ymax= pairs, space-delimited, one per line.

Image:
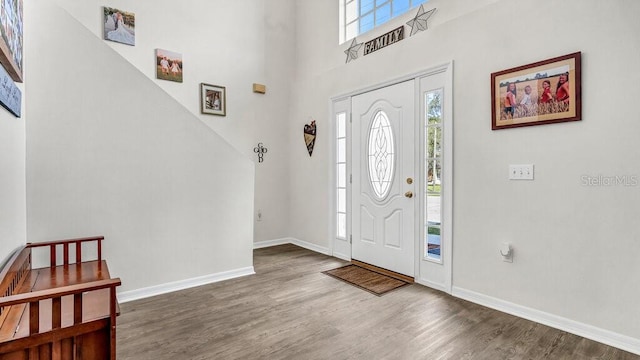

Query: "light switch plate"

xmin=509 ymin=164 xmax=534 ymax=180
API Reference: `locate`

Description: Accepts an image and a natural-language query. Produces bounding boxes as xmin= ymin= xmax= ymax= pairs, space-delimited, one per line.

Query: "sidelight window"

xmin=425 ymin=89 xmax=442 ymax=261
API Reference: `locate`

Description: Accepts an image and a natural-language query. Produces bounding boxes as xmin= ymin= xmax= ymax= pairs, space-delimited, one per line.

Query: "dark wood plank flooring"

xmin=117 ymin=244 xmax=639 ymax=359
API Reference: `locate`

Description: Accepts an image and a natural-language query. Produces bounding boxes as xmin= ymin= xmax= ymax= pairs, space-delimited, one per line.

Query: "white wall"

xmin=24 ymin=2 xmax=254 ymax=293
xmin=52 ymin=0 xmax=294 ymax=243
xmin=0 ymin=87 xmax=25 ymax=264
xmin=291 ymin=0 xmax=640 ymax=344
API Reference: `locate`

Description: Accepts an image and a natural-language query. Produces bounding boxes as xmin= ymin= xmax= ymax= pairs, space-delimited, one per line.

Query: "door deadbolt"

xmin=406 ymin=178 xmax=413 ymax=184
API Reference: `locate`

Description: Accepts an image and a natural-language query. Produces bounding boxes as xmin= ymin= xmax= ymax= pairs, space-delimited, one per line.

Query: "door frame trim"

xmin=330 ymin=63 xmax=451 ymax=101
xmin=329 ymin=61 xmax=454 ymax=293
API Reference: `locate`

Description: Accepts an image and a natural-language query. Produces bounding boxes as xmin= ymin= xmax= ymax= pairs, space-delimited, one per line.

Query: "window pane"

xmin=360 ymin=12 xmax=374 ymax=33
xmin=360 ymin=0 xmax=375 ymax=15
xmin=427 ymin=224 xmax=441 ymax=259
xmin=337 ymin=138 xmax=346 ymax=163
xmin=338 ymin=189 xmax=346 ymax=213
xmin=375 ymin=0 xmax=389 ymax=6
xmin=337 ymin=112 xmax=346 ymax=138
xmin=413 ymin=0 xmax=428 ymax=6
xmin=393 ymin=0 xmax=410 ymax=17
xmin=427 ymin=126 xmax=442 ymax=159
xmin=346 ymin=0 xmax=358 ymax=23
xmin=375 ymin=3 xmax=391 ymax=25
xmin=337 ymin=213 xmax=347 ymax=239
xmin=426 ymin=89 xmax=443 ymax=159
xmin=337 ymin=163 xmax=346 ymax=187
xmin=427 ymin=160 xmax=441 ymax=194
xmin=346 ymin=21 xmax=358 ymax=41
xmin=427 ymin=89 xmax=443 ymax=124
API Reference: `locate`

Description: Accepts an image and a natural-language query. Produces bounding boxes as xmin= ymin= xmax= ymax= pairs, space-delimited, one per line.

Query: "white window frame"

xmin=339 ymin=0 xmax=429 ymax=43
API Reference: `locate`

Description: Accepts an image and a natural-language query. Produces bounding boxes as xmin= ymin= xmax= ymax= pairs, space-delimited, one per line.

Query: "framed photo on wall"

xmin=200 ymin=83 xmax=226 ymax=116
xmin=156 ymin=49 xmax=183 ymax=83
xmin=0 ymin=0 xmax=24 ymax=82
xmin=491 ymin=52 xmax=581 ymax=130
xmin=103 ymin=7 xmax=136 ymax=46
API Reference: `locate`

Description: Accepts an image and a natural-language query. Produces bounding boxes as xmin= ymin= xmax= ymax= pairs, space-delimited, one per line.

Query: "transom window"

xmin=340 ymin=0 xmax=429 ymax=43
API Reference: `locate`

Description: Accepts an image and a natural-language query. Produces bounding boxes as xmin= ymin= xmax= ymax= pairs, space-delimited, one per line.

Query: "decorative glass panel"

xmin=367 ymin=111 xmax=395 ymax=200
xmin=425 ymin=89 xmax=443 ymax=261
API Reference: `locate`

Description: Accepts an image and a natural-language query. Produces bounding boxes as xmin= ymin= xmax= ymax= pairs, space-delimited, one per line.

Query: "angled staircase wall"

xmin=25 ymin=2 xmax=255 ymax=294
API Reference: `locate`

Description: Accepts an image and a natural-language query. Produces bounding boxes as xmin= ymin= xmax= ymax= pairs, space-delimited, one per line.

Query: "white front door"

xmin=351 ymin=80 xmax=416 ymax=277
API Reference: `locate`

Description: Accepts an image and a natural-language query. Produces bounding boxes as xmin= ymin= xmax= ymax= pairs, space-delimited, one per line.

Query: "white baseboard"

xmin=253 ymin=238 xmax=290 ymax=249
xmin=118 ymin=266 xmax=255 ymax=303
xmin=416 ymin=278 xmax=448 ymax=293
xmin=254 ymin=237 xmax=331 ymax=256
xmin=291 ymin=238 xmax=331 ymax=255
xmin=452 ymin=286 xmax=640 ymax=356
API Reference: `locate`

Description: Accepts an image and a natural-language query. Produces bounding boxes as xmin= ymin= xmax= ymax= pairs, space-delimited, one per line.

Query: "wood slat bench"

xmin=0 ymin=236 xmax=121 ymax=360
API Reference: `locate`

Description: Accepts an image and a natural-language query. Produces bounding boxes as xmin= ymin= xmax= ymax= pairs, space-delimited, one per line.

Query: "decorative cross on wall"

xmin=254 ymin=142 xmax=268 ymax=163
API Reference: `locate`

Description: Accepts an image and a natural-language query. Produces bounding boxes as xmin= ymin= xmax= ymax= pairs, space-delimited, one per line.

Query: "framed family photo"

xmin=103 ymin=7 xmax=135 ymax=46
xmin=0 ymin=0 xmax=24 ymax=82
xmin=491 ymin=52 xmax=581 ymax=130
xmin=156 ymin=49 xmax=182 ymax=83
xmin=200 ymin=83 xmax=226 ymax=116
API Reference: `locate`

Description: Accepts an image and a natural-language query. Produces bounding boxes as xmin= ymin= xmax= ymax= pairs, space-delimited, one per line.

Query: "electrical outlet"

xmin=500 ymin=242 xmax=513 ymax=263
xmin=509 ymin=164 xmax=534 ymax=180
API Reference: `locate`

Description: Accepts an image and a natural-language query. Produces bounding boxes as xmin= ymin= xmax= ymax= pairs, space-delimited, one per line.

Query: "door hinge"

xmin=349 ymin=235 xmax=352 ymax=244
xmin=349 ymin=113 xmax=352 ymax=123
xmin=350 ymin=174 xmax=352 ymax=184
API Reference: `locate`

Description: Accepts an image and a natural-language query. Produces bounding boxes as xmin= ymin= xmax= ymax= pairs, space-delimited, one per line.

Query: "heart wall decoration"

xmin=304 ymin=120 xmax=317 ymax=156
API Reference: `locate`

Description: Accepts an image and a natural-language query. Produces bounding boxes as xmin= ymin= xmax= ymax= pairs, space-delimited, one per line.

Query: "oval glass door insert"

xmin=367 ymin=110 xmax=395 ymax=200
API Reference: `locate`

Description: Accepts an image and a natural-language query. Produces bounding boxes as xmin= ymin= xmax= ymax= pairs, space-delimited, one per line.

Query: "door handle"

xmin=404 ymin=191 xmax=413 ymax=198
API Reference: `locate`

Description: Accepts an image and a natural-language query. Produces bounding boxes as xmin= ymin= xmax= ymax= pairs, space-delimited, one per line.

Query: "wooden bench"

xmin=0 ymin=236 xmax=121 ymax=360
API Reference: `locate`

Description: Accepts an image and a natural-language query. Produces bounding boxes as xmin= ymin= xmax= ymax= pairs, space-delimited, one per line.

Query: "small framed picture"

xmin=200 ymin=83 xmax=226 ymax=116
xmin=0 ymin=0 xmax=23 ymax=82
xmin=103 ymin=7 xmax=135 ymax=46
xmin=491 ymin=52 xmax=581 ymax=130
xmin=156 ymin=49 xmax=182 ymax=83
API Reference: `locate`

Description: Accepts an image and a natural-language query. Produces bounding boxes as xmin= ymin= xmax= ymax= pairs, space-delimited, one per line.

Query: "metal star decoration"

xmin=344 ymin=38 xmax=363 ymax=63
xmin=406 ymin=5 xmax=436 ymax=36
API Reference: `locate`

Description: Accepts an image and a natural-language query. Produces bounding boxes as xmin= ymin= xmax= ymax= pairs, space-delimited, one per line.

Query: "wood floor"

xmin=117 ymin=244 xmax=639 ymax=359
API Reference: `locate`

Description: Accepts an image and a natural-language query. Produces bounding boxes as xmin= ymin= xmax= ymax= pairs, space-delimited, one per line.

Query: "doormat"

xmin=323 ymin=264 xmax=410 ymax=296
